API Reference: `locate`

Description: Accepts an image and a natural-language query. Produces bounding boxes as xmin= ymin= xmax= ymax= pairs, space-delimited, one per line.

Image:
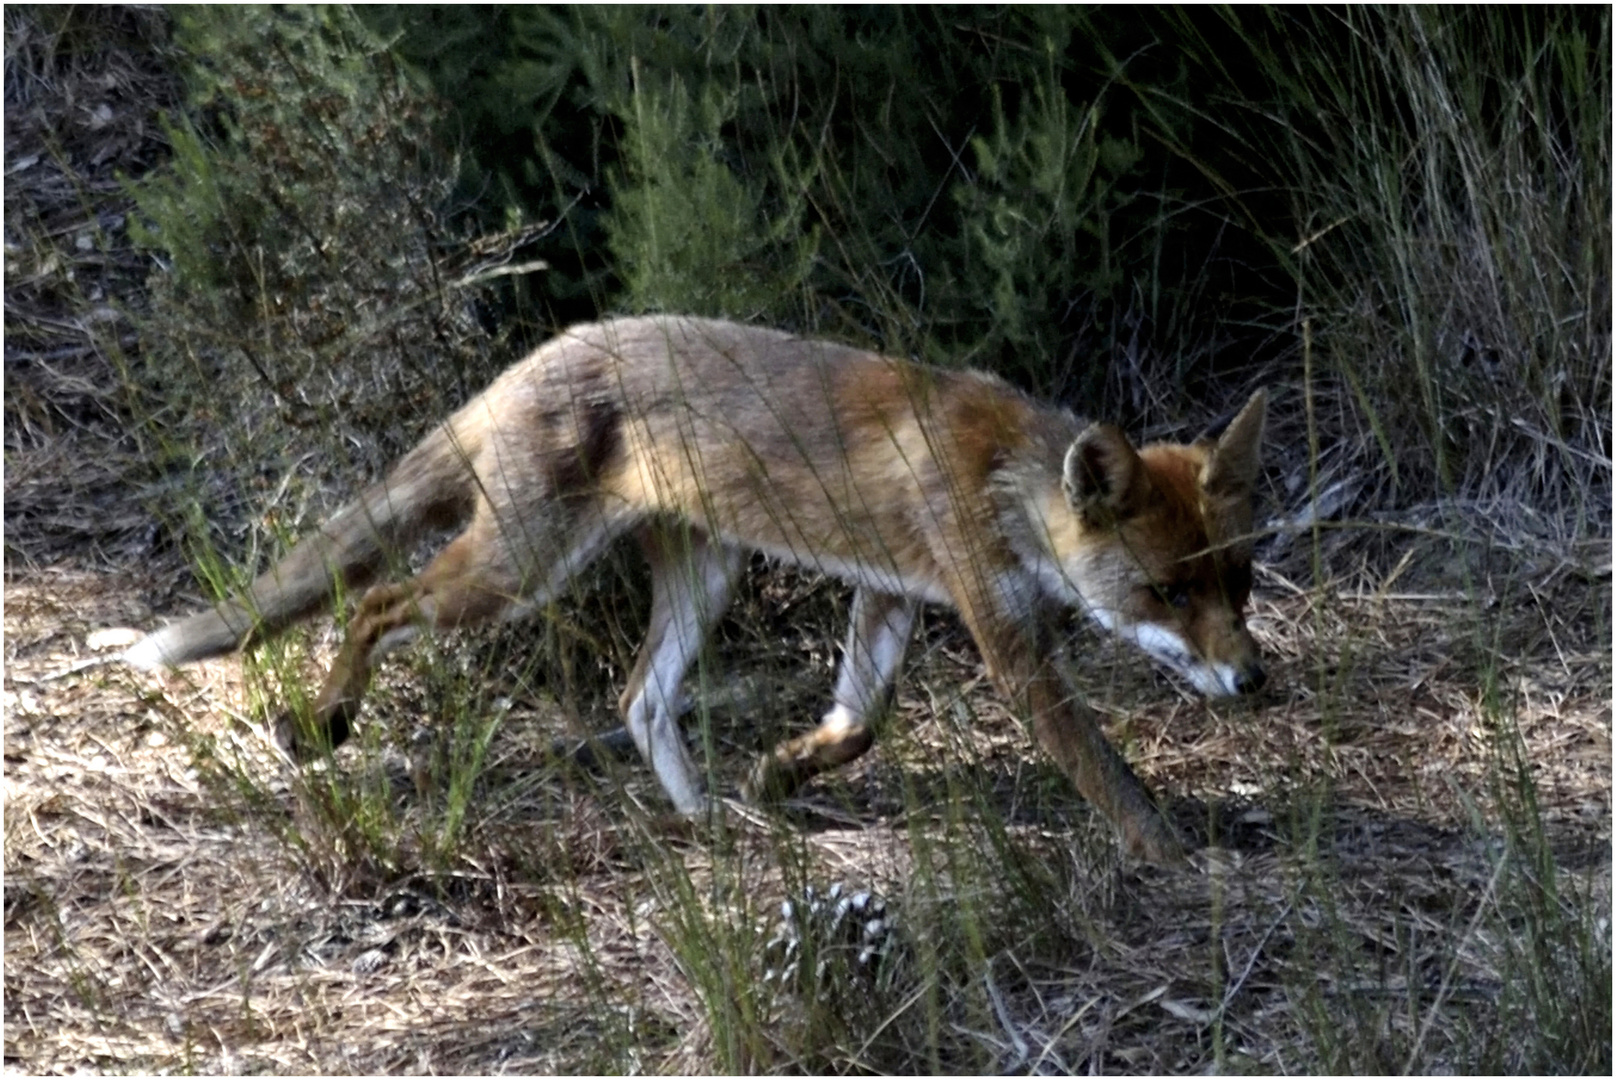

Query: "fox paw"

xmin=1124 ymin=815 xmax=1190 ymax=866
xmin=744 ymin=724 xmax=874 ymax=803
xmin=270 ymin=701 xmax=355 ymax=761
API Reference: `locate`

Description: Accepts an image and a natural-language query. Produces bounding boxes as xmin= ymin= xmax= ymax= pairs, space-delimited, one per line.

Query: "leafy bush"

xmin=128 ymin=5 xmax=512 ymax=564
xmin=370 ymin=8 xmax=1197 ymax=383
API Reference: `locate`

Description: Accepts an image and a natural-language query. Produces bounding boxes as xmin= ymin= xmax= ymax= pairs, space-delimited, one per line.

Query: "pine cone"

xmin=762 ymin=882 xmax=902 ymax=1002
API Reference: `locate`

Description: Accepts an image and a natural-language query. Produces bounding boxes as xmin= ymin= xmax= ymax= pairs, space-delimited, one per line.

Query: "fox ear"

xmin=1200 ymin=388 xmax=1267 ymax=498
xmin=1064 ymin=423 xmax=1149 ymax=526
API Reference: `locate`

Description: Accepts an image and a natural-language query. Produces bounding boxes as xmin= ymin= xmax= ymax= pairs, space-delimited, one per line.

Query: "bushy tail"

xmin=122 ymin=422 xmax=479 ymax=670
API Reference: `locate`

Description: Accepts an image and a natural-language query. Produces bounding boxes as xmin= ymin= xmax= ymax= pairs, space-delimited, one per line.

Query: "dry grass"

xmin=4 ymin=553 xmax=1609 ymax=1073
xmin=4 ymin=6 xmax=176 ymax=574
xmin=4 ymin=7 xmax=1609 ymax=1075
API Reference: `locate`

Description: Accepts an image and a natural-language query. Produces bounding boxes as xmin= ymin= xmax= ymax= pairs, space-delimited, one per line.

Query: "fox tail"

xmin=121 ymin=421 xmax=478 ymax=669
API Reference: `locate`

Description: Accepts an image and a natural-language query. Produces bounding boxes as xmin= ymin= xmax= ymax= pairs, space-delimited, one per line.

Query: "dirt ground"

xmin=5 ymin=548 xmax=1609 ymax=1072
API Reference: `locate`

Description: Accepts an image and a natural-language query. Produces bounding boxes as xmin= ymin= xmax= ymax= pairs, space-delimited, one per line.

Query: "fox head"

xmin=1057 ymin=389 xmax=1268 ymax=698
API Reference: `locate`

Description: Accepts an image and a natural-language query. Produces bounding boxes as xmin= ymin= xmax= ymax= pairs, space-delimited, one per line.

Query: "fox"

xmin=122 ymin=316 xmax=1267 ymax=864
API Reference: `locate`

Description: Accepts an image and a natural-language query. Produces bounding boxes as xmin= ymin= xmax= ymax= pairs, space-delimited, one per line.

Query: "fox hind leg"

xmin=278 ymin=504 xmax=616 ymax=758
xmin=618 ymin=526 xmax=743 ymax=815
xmin=745 ymin=588 xmax=918 ymax=802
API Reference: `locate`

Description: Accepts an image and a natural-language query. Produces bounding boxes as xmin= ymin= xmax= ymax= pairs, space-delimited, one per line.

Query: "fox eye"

xmin=1159 ymin=583 xmax=1192 ymax=609
xmin=1223 ymin=561 xmax=1253 ymax=603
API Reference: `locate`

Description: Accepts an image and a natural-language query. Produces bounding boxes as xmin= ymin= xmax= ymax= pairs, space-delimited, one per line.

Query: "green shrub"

xmin=128 ymin=4 xmax=508 ymax=558
xmin=604 ymin=59 xmax=816 ymax=322
xmin=372 ymin=8 xmax=1186 ymax=374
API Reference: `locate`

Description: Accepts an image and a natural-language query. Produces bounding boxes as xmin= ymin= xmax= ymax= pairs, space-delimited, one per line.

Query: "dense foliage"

xmin=132 ymin=5 xmax=1609 ymax=531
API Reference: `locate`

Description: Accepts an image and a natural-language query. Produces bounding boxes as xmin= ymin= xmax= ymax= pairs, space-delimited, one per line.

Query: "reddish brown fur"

xmin=126 ymin=316 xmax=1268 ymax=865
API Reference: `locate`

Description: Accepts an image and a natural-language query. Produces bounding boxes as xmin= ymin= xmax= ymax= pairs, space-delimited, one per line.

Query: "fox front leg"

xmin=948 ymin=577 xmax=1186 ymax=865
xmin=744 ymin=589 xmax=918 ymax=802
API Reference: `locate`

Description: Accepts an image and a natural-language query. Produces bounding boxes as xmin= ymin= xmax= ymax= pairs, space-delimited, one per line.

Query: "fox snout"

xmin=1185 ymin=621 xmax=1267 ymax=699
xmin=1172 ymin=637 xmax=1266 ymax=700
xmin=1203 ymin=613 xmax=1268 ymax=698
xmin=1232 ymin=659 xmax=1267 ymax=695
xmin=1213 ymin=652 xmax=1266 ymax=698
xmin=1109 ymin=614 xmax=1266 ymax=700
